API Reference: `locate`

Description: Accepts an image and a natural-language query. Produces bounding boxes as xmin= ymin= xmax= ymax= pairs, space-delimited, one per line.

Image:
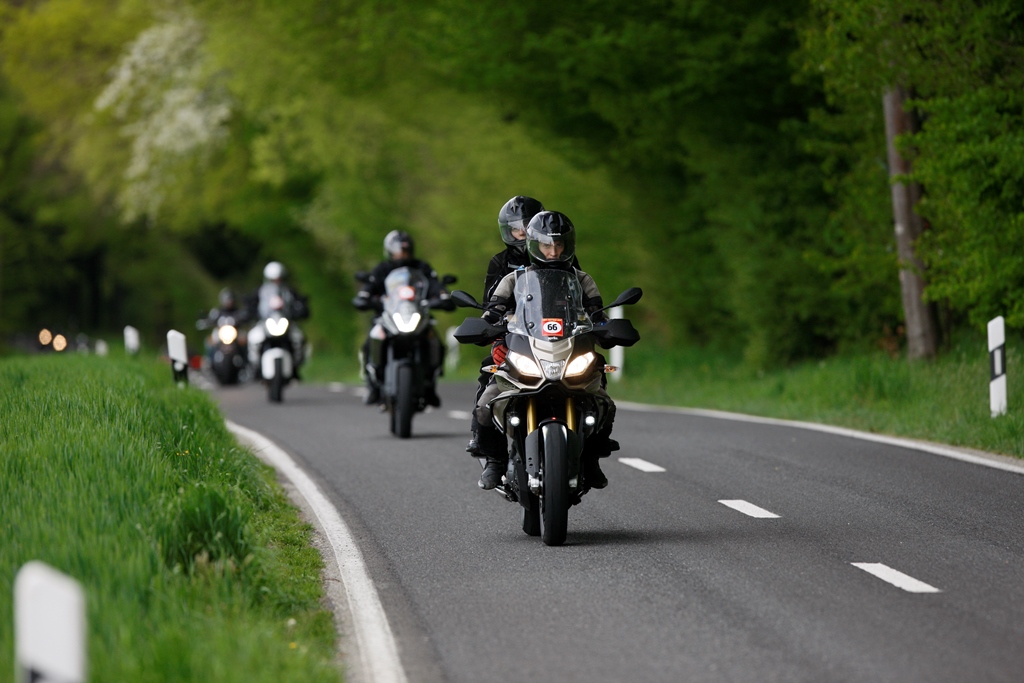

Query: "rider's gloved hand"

xmin=491 ymin=339 xmax=508 ymax=365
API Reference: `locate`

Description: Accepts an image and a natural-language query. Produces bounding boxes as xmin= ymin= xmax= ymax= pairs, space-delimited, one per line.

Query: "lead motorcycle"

xmin=453 ymin=269 xmax=641 ymax=546
xmin=357 ymin=267 xmax=456 ymax=438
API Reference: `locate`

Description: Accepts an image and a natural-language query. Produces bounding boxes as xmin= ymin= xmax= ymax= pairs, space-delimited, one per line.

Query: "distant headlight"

xmin=508 ymin=350 xmax=541 ymax=377
xmin=266 ymin=317 xmax=290 ymax=337
xmin=217 ymin=325 xmax=238 ymax=345
xmin=565 ymin=352 xmax=595 ymax=377
xmin=392 ymin=312 xmax=421 ymax=333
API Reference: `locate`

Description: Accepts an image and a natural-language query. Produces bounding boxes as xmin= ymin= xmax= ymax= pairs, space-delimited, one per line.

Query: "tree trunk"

xmin=883 ymin=85 xmax=938 ymax=361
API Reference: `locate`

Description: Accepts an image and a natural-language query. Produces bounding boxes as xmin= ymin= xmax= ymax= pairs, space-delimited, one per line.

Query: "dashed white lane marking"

xmin=718 ymin=499 xmax=781 ymax=518
xmin=328 ymin=382 xmax=345 ymax=393
xmin=448 ymin=410 xmax=473 ymax=420
xmin=619 ymin=457 xmax=667 ymax=472
xmin=227 ymin=421 xmax=408 ymax=683
xmin=851 ymin=563 xmax=942 ymax=593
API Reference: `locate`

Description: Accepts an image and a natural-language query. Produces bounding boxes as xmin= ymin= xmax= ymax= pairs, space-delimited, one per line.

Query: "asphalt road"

xmin=214 ymin=379 xmax=1024 ymax=683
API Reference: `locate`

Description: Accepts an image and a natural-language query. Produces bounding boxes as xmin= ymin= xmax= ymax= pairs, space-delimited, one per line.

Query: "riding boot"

xmin=476 ymin=425 xmax=507 ymax=490
xmin=584 ymin=455 xmax=608 ymax=489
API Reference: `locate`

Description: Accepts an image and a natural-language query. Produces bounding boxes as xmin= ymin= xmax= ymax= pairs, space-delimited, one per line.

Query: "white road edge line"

xmin=617 ymin=401 xmax=1024 ymax=475
xmin=226 ymin=421 xmax=407 ymax=683
xmin=718 ymin=499 xmax=781 ymax=518
xmin=851 ymin=563 xmax=942 ymax=593
xmin=618 ymin=457 xmax=667 ymax=472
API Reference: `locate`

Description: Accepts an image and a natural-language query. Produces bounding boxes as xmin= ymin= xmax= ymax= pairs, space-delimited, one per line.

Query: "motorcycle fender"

xmin=383 ymin=358 xmax=411 ymax=397
xmin=522 ymin=423 xmax=583 ymax=481
xmin=262 ymin=347 xmax=292 ymax=380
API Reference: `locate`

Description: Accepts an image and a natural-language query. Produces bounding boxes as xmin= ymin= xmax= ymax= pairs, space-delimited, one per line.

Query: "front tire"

xmin=540 ymin=424 xmax=569 ymax=546
xmin=394 ymin=364 xmax=414 ymax=438
xmin=269 ymin=357 xmax=284 ymax=403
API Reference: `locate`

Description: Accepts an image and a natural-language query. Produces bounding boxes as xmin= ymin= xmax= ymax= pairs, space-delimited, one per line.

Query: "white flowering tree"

xmin=95 ymin=12 xmax=231 ymax=224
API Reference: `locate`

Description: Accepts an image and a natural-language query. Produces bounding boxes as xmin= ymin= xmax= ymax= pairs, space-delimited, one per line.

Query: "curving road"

xmin=214 ymin=380 xmax=1024 ymax=683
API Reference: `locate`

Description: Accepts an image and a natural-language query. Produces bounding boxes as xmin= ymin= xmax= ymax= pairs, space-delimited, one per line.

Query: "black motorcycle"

xmin=357 ymin=267 xmax=456 ymax=438
xmin=453 ymin=269 xmax=641 ymax=546
xmin=196 ymin=312 xmax=249 ymax=385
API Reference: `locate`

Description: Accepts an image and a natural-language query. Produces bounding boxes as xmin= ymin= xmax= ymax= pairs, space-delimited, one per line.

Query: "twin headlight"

xmin=266 ymin=317 xmax=290 ymax=337
xmin=392 ymin=311 xmax=422 ymax=333
xmin=507 ymin=351 xmax=595 ymax=379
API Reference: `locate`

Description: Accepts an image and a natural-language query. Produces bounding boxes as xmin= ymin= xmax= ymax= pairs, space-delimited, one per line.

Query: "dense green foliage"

xmin=1 ymin=1 xmax=1022 ymax=365
xmin=0 ymin=354 xmax=342 ymax=681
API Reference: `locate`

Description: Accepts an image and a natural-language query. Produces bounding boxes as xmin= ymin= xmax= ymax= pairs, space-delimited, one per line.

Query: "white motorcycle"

xmin=247 ymin=294 xmax=304 ymax=403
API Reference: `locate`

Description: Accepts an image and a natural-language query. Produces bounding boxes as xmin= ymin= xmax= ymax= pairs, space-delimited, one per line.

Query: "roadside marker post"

xmin=445 ymin=326 xmax=460 ymax=374
xmin=123 ymin=326 xmax=140 ymax=355
xmin=167 ymin=329 xmax=189 ymax=387
xmin=609 ymin=306 xmax=624 ymax=382
xmin=14 ymin=562 xmax=87 ymax=683
xmin=988 ymin=316 xmax=1007 ymax=417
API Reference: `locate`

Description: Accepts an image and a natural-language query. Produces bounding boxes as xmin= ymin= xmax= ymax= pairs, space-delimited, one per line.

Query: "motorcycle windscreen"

xmin=383 ymin=267 xmax=430 ymax=333
xmin=506 ymin=269 xmax=594 ymax=341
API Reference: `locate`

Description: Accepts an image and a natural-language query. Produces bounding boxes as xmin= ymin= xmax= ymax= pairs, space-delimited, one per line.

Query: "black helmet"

xmin=383 ymin=230 xmax=414 ymax=262
xmin=526 ymin=211 xmax=576 ymax=269
xmin=498 ymin=196 xmax=544 ymax=252
xmin=218 ymin=288 xmax=237 ymax=309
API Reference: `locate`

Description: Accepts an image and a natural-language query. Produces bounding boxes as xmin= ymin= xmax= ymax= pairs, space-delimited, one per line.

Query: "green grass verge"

xmin=0 ymin=354 xmax=344 ymax=682
xmin=607 ymin=338 xmax=1024 ymax=459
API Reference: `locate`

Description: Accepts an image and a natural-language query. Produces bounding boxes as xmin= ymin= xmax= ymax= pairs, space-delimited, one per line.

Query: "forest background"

xmin=1 ymin=0 xmax=1022 ymax=369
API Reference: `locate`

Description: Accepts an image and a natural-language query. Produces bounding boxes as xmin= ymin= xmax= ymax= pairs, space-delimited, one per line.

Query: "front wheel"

xmin=394 ymin=364 xmax=414 ymax=438
xmin=540 ymin=424 xmax=570 ymax=546
xmin=269 ymin=357 xmax=284 ymax=403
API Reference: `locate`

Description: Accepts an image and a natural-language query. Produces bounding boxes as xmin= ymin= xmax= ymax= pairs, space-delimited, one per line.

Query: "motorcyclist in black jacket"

xmin=352 ymin=230 xmax=451 ymax=406
xmin=473 ymin=211 xmax=617 ymax=491
xmin=466 ymin=196 xmax=581 ymax=456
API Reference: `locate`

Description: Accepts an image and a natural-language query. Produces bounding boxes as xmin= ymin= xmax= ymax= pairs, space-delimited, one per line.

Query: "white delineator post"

xmin=15 ymin=562 xmax=87 ymax=683
xmin=167 ymin=329 xmax=189 ymax=386
xmin=123 ymin=326 xmax=140 ymax=355
xmin=609 ymin=306 xmax=624 ymax=383
xmin=445 ymin=326 xmax=460 ymax=375
xmin=989 ymin=316 xmax=1007 ymax=417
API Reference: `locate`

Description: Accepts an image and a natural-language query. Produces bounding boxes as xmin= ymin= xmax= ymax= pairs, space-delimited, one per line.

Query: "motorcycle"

xmin=452 ymin=269 xmax=641 ymax=546
xmin=247 ymin=294 xmax=304 ymax=403
xmin=356 ymin=267 xmax=456 ymax=438
xmin=196 ymin=312 xmax=249 ymax=385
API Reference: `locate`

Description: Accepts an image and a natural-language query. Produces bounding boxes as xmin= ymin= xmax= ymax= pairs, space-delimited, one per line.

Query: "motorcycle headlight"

xmin=565 ymin=352 xmax=595 ymax=377
xmin=217 ymin=325 xmax=238 ymax=345
xmin=266 ymin=317 xmax=290 ymax=337
xmin=508 ymin=350 xmax=541 ymax=377
xmin=392 ymin=312 xmax=422 ymax=333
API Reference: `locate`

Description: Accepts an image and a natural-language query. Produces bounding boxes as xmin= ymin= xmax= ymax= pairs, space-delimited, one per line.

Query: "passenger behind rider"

xmin=466 ymin=196 xmax=582 ymax=456
xmin=473 ymin=210 xmax=617 ymax=491
xmin=352 ymin=230 xmax=450 ymax=406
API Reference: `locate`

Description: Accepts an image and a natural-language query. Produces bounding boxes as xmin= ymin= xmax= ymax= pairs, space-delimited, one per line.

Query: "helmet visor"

xmin=527 ymin=230 xmax=575 ymax=264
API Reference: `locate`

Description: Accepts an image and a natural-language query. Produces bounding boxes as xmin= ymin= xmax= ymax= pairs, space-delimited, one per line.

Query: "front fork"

xmin=518 ymin=395 xmax=582 ymax=494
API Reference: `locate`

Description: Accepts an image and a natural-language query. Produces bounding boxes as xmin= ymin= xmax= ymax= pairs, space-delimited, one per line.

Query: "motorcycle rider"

xmin=352 ymin=230 xmax=451 ymax=406
xmin=248 ymin=261 xmax=310 ymax=377
xmin=473 ymin=210 xmax=617 ymax=490
xmin=466 ymin=196 xmax=583 ymax=455
xmin=199 ymin=287 xmax=248 ymax=327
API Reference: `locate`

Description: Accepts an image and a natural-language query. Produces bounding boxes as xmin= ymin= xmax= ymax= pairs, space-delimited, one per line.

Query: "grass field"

xmin=0 ymin=354 xmax=343 ymax=682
